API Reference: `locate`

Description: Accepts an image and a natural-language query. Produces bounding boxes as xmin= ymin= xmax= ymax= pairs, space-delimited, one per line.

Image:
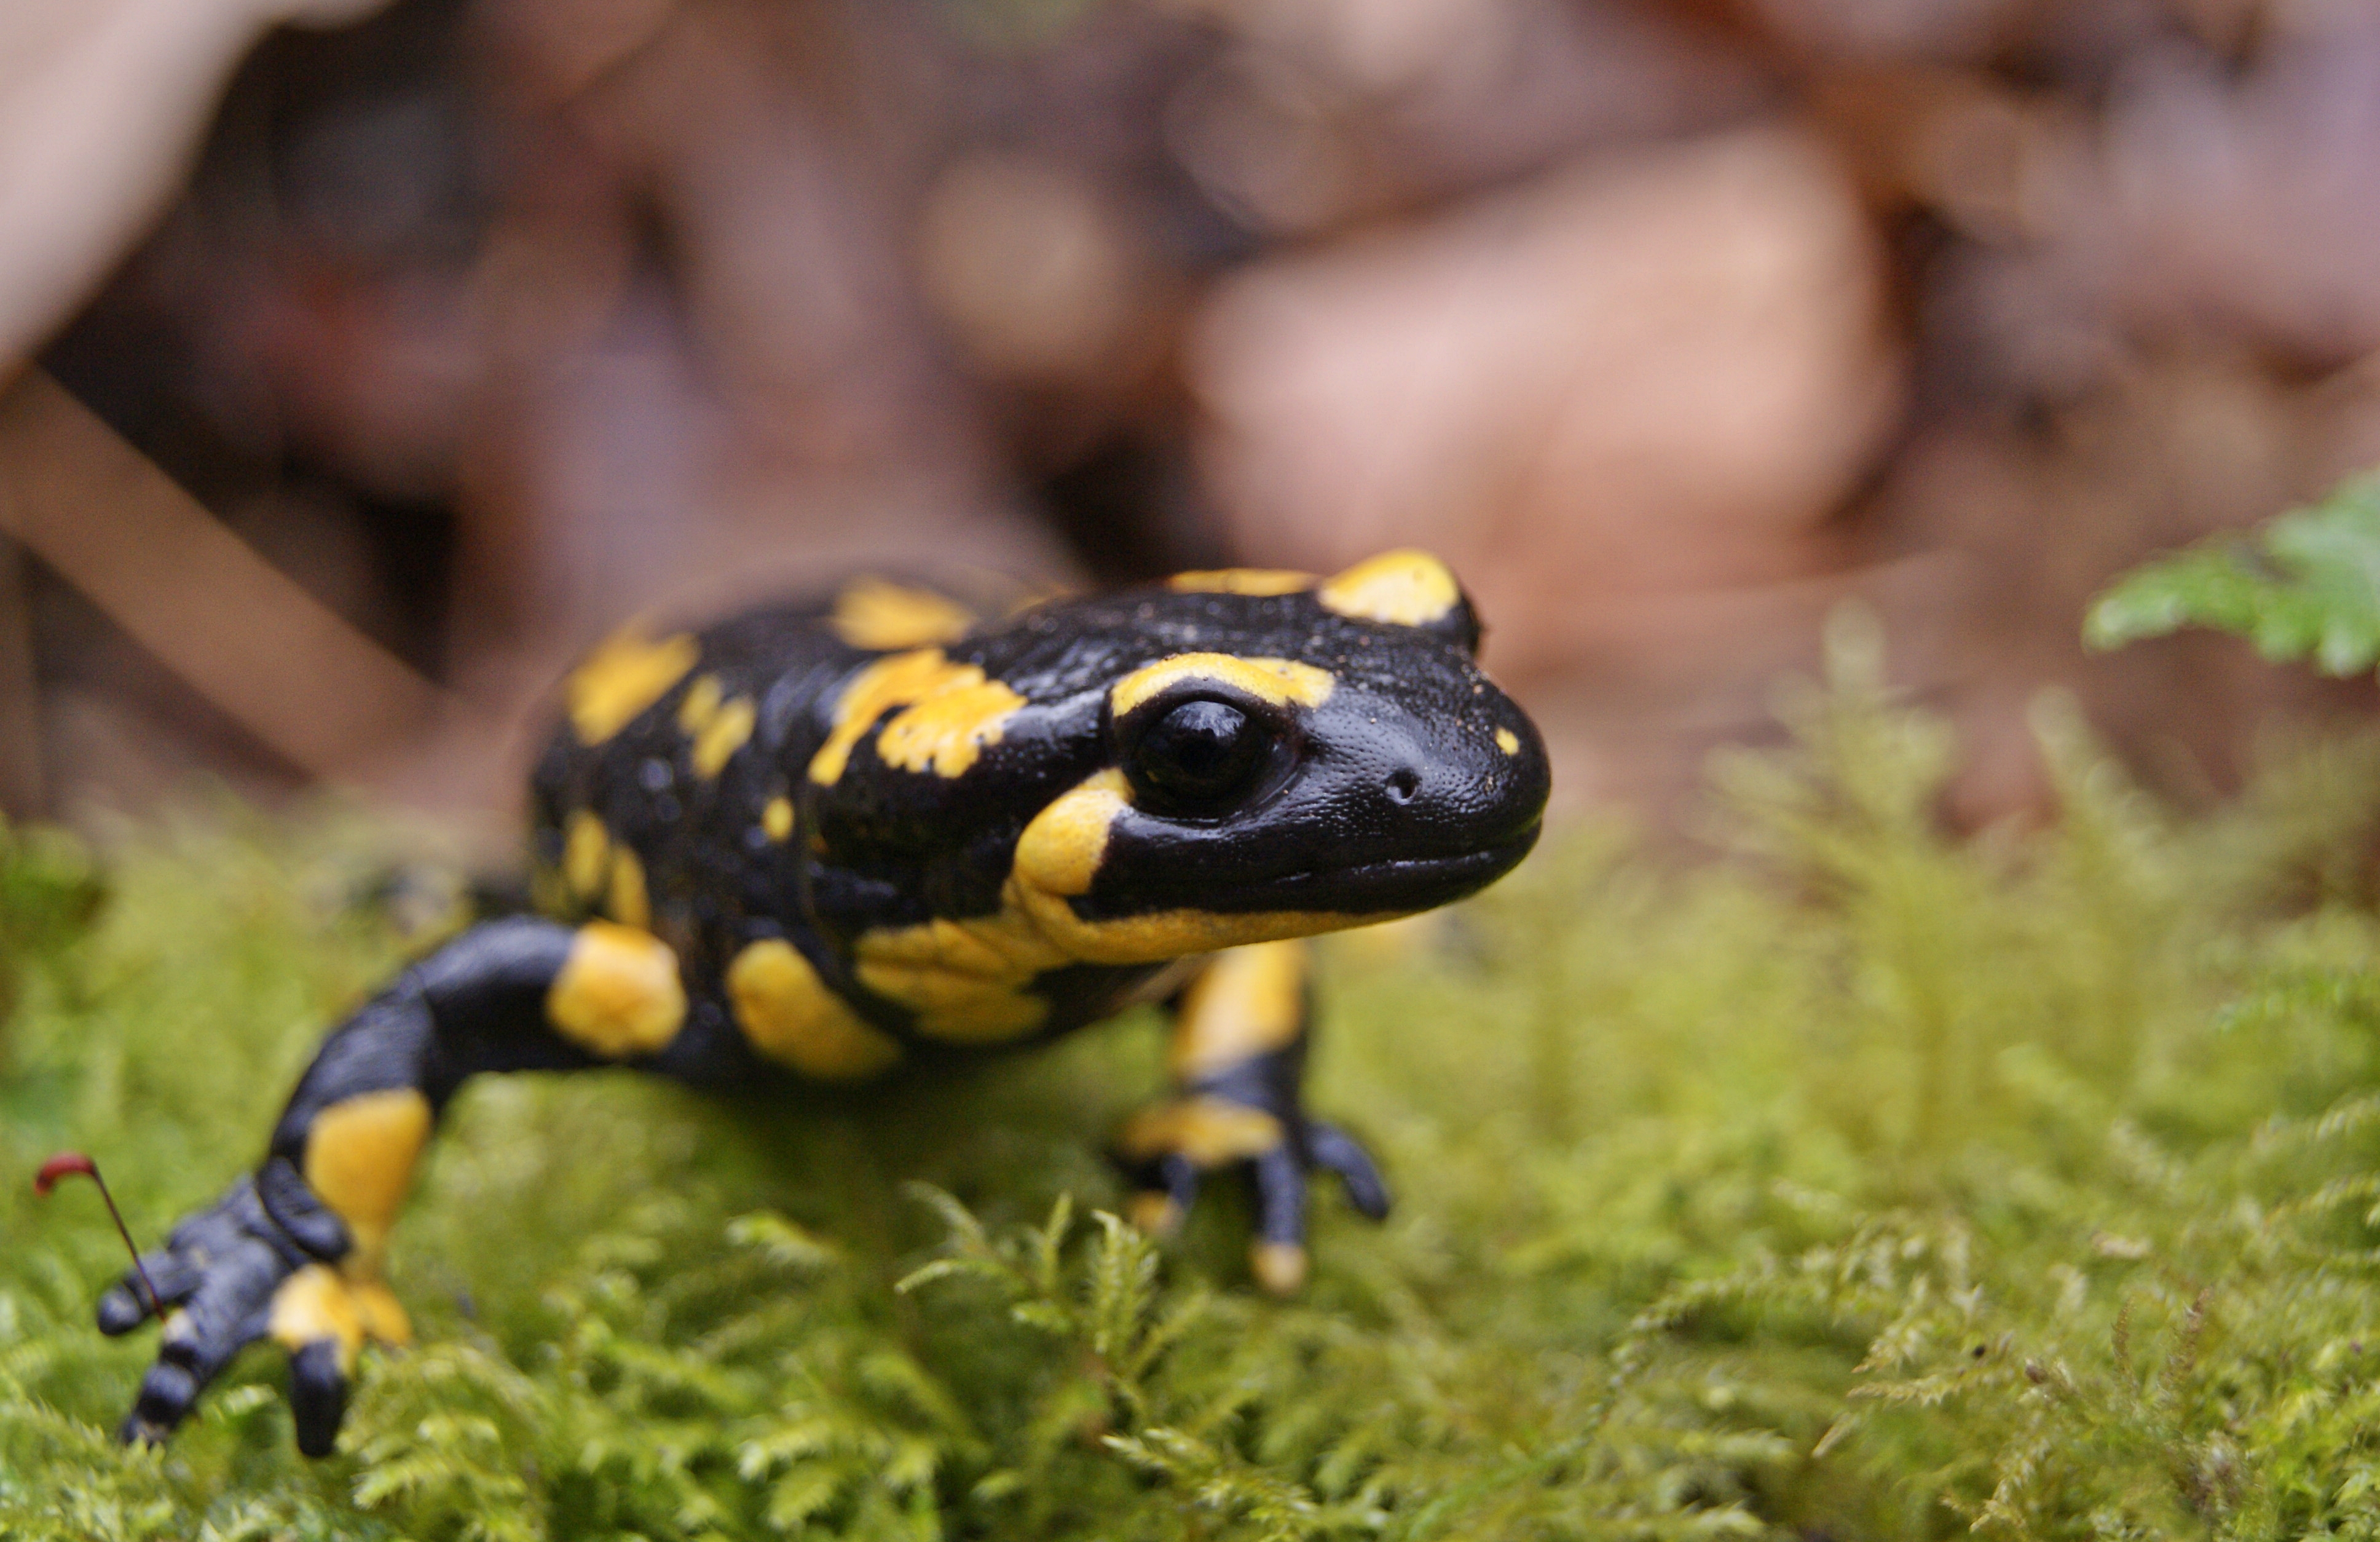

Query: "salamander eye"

xmin=1130 ymin=698 xmax=1272 ymax=810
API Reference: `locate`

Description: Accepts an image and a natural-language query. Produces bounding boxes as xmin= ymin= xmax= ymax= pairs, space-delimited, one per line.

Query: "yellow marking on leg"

xmin=1170 ymin=941 xmax=1307 ymax=1082
xmin=268 ymin=1265 xmax=412 ymax=1374
xmin=567 ymin=623 xmax=698 ymax=743
xmin=809 ymin=649 xmax=978 ymax=785
xmin=607 ymin=846 xmax=650 ymax=930
xmin=1167 ymin=568 xmax=1314 ymax=596
xmin=831 ymin=578 xmax=977 ymax=649
xmin=1129 ymin=1191 xmax=1184 ymax=1236
xmin=548 ymin=922 xmax=686 ymax=1058
xmin=1316 ymin=549 xmax=1462 ymax=627
xmin=676 ymin=673 xmax=723 ymax=732
xmin=562 ymin=811 xmax=610 ymax=901
xmin=1251 ymin=1242 xmax=1309 ymax=1295
xmin=875 ymin=677 xmax=1025 ymax=778
xmin=302 ymin=1088 xmax=432 ymax=1266
xmin=269 ymin=1264 xmax=363 ymax=1370
xmin=762 ymin=796 xmax=795 ymax=842
xmin=1495 ymin=727 xmax=1521 ymax=755
xmin=1109 ymin=654 xmax=1334 ymax=718
xmin=691 ymin=696 xmax=756 ymax=778
xmin=1116 ymin=1096 xmax=1284 ymax=1164
xmin=725 ymin=939 xmax=903 ymax=1078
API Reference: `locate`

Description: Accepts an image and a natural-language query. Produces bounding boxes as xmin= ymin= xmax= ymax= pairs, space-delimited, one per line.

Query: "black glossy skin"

xmin=94 ymin=564 xmax=1551 ymax=1457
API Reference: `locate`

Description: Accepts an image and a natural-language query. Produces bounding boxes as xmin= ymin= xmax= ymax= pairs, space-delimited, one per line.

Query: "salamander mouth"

xmin=1216 ymin=821 xmax=1543 ymax=916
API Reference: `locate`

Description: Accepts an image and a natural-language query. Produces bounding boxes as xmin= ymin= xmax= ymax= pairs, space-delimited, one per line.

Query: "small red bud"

xmin=34 ymin=1152 xmax=161 ymax=1317
xmin=34 ymin=1152 xmax=97 ymax=1197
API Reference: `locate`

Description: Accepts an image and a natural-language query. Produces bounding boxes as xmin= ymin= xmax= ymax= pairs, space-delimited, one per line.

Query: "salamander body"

xmin=96 ymin=550 xmax=1551 ymax=1456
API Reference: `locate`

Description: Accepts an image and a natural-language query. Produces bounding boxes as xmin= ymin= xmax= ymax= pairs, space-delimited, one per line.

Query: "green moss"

xmin=9 ymin=638 xmax=2380 ymax=1538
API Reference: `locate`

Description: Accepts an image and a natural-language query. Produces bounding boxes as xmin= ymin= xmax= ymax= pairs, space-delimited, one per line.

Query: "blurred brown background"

xmin=7 ymin=0 xmax=2380 ymax=841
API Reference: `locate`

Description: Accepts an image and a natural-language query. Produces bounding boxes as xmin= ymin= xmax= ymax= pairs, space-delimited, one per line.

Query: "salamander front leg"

xmin=99 ymin=917 xmax=690 ymax=1455
xmin=1113 ymin=940 xmax=1389 ymax=1295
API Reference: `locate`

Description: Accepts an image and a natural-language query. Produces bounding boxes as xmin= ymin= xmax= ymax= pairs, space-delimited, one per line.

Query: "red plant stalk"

xmin=35 ymin=1153 xmax=162 ymax=1318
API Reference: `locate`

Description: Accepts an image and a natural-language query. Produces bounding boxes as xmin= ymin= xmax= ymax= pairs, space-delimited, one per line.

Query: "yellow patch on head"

xmin=875 ymin=676 xmax=1025 ymax=778
xmin=562 ymin=811 xmax=610 ymax=901
xmin=1170 ymin=941 xmax=1308 ymax=1081
xmin=691 ymin=696 xmax=756 ymax=778
xmin=1317 ymin=550 xmax=1462 ymax=628
xmin=607 ymin=845 xmax=650 ymax=930
xmin=840 ymin=762 xmax=1374 ymax=1043
xmin=831 ymin=578 xmax=977 ymax=650
xmin=1007 ymin=888 xmax=1372 ymax=966
xmin=1115 ymin=1096 xmax=1285 ymax=1164
xmin=810 ymin=649 xmax=974 ymax=784
xmin=1166 ymin=568 xmax=1315 ymax=596
xmin=1011 ymin=767 xmax=1131 ymax=898
xmin=547 ymin=922 xmax=685 ymax=1058
xmin=1109 ymin=654 xmax=1334 ymax=718
xmin=1005 ymin=766 xmax=1378 ymax=964
xmin=301 ymin=1088 xmax=432 ymax=1267
xmin=725 ymin=939 xmax=904 ymax=1079
xmin=1495 ymin=727 xmax=1521 ymax=756
xmin=567 ymin=623 xmax=698 ymax=743
xmin=762 ymin=795 xmax=795 ymax=842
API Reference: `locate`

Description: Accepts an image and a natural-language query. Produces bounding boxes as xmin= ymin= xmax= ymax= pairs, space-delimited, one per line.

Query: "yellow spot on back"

xmin=831 ymin=578 xmax=977 ymax=650
xmin=1011 ymin=768 xmax=1130 ymax=898
xmin=548 ymin=922 xmax=685 ymax=1058
xmin=810 ymin=650 xmax=965 ymax=784
xmin=1495 ymin=727 xmax=1521 ymax=756
xmin=691 ymin=696 xmax=756 ymax=778
xmin=567 ymin=624 xmax=698 ymax=743
xmin=1170 ymin=941 xmax=1307 ymax=1081
xmin=1167 ymin=568 xmax=1314 ymax=596
xmin=811 ymin=649 xmax=1022 ymax=784
xmin=302 ymin=1088 xmax=431 ymax=1267
xmin=676 ymin=673 xmax=723 ymax=732
xmin=762 ymin=796 xmax=795 ymax=842
xmin=1317 ymin=550 xmax=1461 ymax=627
xmin=1109 ymin=654 xmax=1334 ymax=718
xmin=726 ymin=939 xmax=904 ymax=1078
xmin=877 ymin=677 xmax=1025 ymax=778
xmin=562 ymin=811 xmax=609 ymax=901
xmin=607 ymin=845 xmax=650 ymax=929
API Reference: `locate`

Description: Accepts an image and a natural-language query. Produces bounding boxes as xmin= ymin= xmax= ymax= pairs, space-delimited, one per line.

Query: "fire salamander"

xmin=95 ymin=550 xmax=1550 ymax=1456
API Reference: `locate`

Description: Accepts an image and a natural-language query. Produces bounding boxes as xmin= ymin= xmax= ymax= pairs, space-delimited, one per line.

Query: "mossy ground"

xmin=10 ymin=636 xmax=2380 ymax=1540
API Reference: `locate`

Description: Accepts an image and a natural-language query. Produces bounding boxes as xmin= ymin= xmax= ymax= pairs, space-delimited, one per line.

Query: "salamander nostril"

xmin=1385 ymin=767 xmax=1420 ymax=805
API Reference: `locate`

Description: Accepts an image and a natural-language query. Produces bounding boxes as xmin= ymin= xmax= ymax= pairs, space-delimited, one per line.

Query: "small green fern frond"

xmin=2087 ymin=472 xmax=2380 ymax=673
